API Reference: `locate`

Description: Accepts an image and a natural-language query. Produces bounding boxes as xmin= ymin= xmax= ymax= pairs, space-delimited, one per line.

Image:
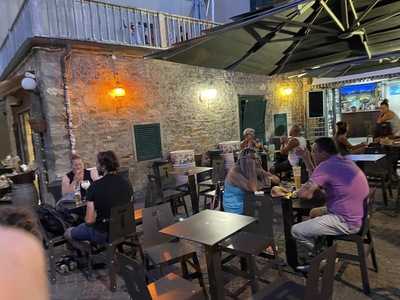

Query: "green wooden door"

xmin=239 ymin=95 xmax=266 ymax=142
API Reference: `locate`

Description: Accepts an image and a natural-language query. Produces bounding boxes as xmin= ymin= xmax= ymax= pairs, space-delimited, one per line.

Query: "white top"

xmin=288 ymin=136 xmax=306 ymax=166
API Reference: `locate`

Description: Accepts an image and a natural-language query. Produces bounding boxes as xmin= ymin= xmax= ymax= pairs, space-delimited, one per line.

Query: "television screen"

xmin=308 ymin=91 xmax=324 ymax=118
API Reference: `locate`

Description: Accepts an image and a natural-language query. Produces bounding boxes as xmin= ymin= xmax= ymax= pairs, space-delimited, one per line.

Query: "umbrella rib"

xmin=320 ymin=0 xmax=345 ymax=32
xmin=350 ymin=0 xmax=381 ymax=31
xmin=244 ymin=26 xmax=262 ymax=42
xmin=271 ymin=5 xmax=325 ymax=75
xmin=340 ymin=0 xmax=349 ymax=30
xmin=225 ymin=23 xmax=286 ymax=70
xmin=265 ymin=15 xmax=339 ymax=34
xmin=363 ymin=11 xmax=400 ymax=29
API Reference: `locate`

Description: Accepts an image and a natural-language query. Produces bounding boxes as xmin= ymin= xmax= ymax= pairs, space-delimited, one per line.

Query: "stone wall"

xmin=265 ymin=75 xmax=311 ymax=137
xmin=64 ymin=49 xmax=268 ymax=194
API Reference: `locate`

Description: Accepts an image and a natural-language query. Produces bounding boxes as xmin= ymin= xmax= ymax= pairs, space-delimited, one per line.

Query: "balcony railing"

xmin=0 ymin=0 xmax=218 ymax=77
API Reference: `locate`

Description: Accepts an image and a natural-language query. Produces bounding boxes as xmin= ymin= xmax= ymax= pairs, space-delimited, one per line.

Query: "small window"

xmin=133 ymin=123 xmax=162 ymax=161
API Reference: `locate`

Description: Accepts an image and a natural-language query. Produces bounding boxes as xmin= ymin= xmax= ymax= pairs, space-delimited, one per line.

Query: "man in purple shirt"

xmin=291 ymin=137 xmax=369 ymax=252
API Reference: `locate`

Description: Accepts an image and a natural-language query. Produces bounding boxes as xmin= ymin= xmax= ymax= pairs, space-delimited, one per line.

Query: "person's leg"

xmin=291 ymin=214 xmax=356 ymax=250
xmin=64 ymin=223 xmax=92 ymax=242
xmin=309 ymin=206 xmax=327 ymax=218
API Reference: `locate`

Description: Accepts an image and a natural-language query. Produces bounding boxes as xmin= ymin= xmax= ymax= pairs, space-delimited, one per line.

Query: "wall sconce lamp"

xmin=109 ymin=87 xmax=126 ymax=98
xmin=280 ymin=87 xmax=293 ymax=96
xmin=200 ymin=88 xmax=217 ymax=101
xmin=21 ymin=72 xmax=37 ymax=91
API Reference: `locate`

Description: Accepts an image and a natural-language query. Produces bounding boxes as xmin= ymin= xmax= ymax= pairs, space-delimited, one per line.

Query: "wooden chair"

xmin=199 ymin=157 xmax=225 ymax=209
xmin=250 ymin=244 xmax=337 ymax=300
xmin=218 ymin=193 xmax=280 ymax=297
xmin=142 ymin=203 xmax=206 ymax=294
xmin=117 ymin=253 xmax=205 ymax=300
xmin=363 ymin=147 xmax=393 ymax=206
xmin=147 ymin=174 xmax=189 ymax=217
xmin=71 ymin=200 xmax=142 ymax=291
xmin=326 ymin=197 xmax=378 ymax=294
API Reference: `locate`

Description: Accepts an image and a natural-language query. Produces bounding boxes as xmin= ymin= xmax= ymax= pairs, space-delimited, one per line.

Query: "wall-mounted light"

xmin=280 ymin=87 xmax=293 ymax=96
xmin=109 ymin=87 xmax=126 ymax=98
xmin=200 ymin=88 xmax=217 ymax=101
xmin=21 ymin=72 xmax=37 ymax=90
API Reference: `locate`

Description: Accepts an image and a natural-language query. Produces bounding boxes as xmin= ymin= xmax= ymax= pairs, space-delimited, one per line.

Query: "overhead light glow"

xmin=110 ymin=87 xmax=126 ymax=98
xmin=280 ymin=87 xmax=293 ymax=96
xmin=200 ymin=89 xmax=217 ymax=101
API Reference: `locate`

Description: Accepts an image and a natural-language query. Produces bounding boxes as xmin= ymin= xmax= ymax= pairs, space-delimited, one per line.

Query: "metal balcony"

xmin=0 ymin=0 xmax=218 ymax=77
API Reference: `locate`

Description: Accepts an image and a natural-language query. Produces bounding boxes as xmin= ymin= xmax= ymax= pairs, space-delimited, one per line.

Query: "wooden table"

xmin=160 ymin=210 xmax=256 ymax=300
xmin=170 ymin=166 xmax=213 ymax=214
xmin=64 ymin=201 xmax=143 ymax=225
xmin=280 ymin=195 xmax=325 ymax=270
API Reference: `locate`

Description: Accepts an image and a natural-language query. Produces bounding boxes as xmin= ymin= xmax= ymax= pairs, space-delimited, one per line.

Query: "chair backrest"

xmin=212 ymin=157 xmax=225 ymax=183
xmin=359 ymin=196 xmax=371 ymax=237
xmin=243 ymin=193 xmax=274 ymax=238
xmin=194 ymin=154 xmax=203 ymax=167
xmin=117 ymin=253 xmax=152 ymax=300
xmin=304 ymin=244 xmax=337 ymax=300
xmin=158 ymin=163 xmax=178 ymax=190
xmin=108 ymin=199 xmax=137 ymax=243
xmin=142 ymin=202 xmax=176 ymax=248
xmin=145 ymin=175 xmax=164 ymax=208
xmin=47 ymin=180 xmax=62 ymax=202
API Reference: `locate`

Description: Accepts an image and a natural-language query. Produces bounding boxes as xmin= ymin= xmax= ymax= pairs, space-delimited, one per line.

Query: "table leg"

xmin=280 ymin=198 xmax=298 ymax=269
xmin=205 ymin=244 xmax=224 ymax=300
xmin=188 ymin=174 xmax=199 ymax=214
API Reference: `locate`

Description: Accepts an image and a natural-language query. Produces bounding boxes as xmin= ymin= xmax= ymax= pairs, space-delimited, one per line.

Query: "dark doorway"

xmin=239 ymin=95 xmax=266 ymax=142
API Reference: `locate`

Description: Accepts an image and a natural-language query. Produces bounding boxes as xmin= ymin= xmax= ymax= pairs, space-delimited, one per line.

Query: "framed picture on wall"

xmin=273 ymin=113 xmax=287 ymax=136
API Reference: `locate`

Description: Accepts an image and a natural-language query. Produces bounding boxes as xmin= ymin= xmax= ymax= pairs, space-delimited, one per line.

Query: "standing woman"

xmin=334 ymin=121 xmax=366 ymax=155
xmin=61 ymin=154 xmax=99 ymax=199
xmin=376 ymin=99 xmax=400 ymax=137
xmin=223 ymin=149 xmax=279 ymax=214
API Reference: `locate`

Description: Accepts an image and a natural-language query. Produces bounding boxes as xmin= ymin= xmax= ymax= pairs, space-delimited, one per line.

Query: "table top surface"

xmin=346 ymin=154 xmax=386 ymax=162
xmin=63 ymin=201 xmax=143 ymax=222
xmin=170 ymin=166 xmax=213 ymax=176
xmin=160 ymin=209 xmax=256 ymax=246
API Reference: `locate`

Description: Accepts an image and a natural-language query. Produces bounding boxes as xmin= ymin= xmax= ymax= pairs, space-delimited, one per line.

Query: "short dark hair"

xmin=336 ymin=121 xmax=347 ymax=135
xmin=97 ymin=151 xmax=120 ymax=172
xmin=380 ymin=99 xmax=389 ymax=107
xmin=0 ymin=206 xmax=41 ymax=240
xmin=314 ymin=137 xmax=338 ymax=155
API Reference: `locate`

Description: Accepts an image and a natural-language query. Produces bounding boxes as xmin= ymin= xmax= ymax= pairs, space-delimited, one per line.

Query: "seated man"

xmin=271 ymin=125 xmax=308 ymax=182
xmin=64 ymin=151 xmax=133 ymax=244
xmin=292 ymin=137 xmax=369 ymax=253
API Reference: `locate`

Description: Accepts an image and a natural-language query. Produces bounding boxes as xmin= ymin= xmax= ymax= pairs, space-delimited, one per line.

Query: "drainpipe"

xmin=60 ymin=46 xmax=76 ymax=155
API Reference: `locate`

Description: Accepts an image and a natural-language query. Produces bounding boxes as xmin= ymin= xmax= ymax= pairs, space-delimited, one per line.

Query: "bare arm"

xmin=377 ymin=111 xmax=394 ymax=124
xmin=281 ymin=138 xmax=299 ymax=155
xmin=61 ymin=175 xmax=75 ymax=195
xmin=297 ymin=181 xmax=319 ymax=199
xmin=85 ymin=201 xmax=96 ymax=224
xmin=90 ymin=168 xmax=100 ymax=181
xmin=338 ymin=136 xmax=366 ymax=153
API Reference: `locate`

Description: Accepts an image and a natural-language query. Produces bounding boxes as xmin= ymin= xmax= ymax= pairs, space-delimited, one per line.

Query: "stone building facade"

xmin=2 ymin=45 xmax=309 ymax=198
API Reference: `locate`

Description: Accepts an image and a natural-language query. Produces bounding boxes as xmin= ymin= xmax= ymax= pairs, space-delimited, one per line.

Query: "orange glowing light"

xmin=280 ymin=87 xmax=293 ymax=96
xmin=110 ymin=87 xmax=126 ymax=98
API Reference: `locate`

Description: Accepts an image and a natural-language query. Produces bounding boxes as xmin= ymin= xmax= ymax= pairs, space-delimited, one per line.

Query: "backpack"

xmin=36 ymin=205 xmax=72 ymax=238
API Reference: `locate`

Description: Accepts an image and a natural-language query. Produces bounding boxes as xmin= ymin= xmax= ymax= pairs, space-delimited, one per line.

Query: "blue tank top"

xmin=223 ymin=181 xmax=246 ymax=214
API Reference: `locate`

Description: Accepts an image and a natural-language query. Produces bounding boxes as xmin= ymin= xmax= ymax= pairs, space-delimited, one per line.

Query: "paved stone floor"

xmin=50 ymin=190 xmax=400 ymax=300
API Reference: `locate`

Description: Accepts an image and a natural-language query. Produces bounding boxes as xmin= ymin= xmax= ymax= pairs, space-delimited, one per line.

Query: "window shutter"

xmin=133 ymin=123 xmax=162 ymax=161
